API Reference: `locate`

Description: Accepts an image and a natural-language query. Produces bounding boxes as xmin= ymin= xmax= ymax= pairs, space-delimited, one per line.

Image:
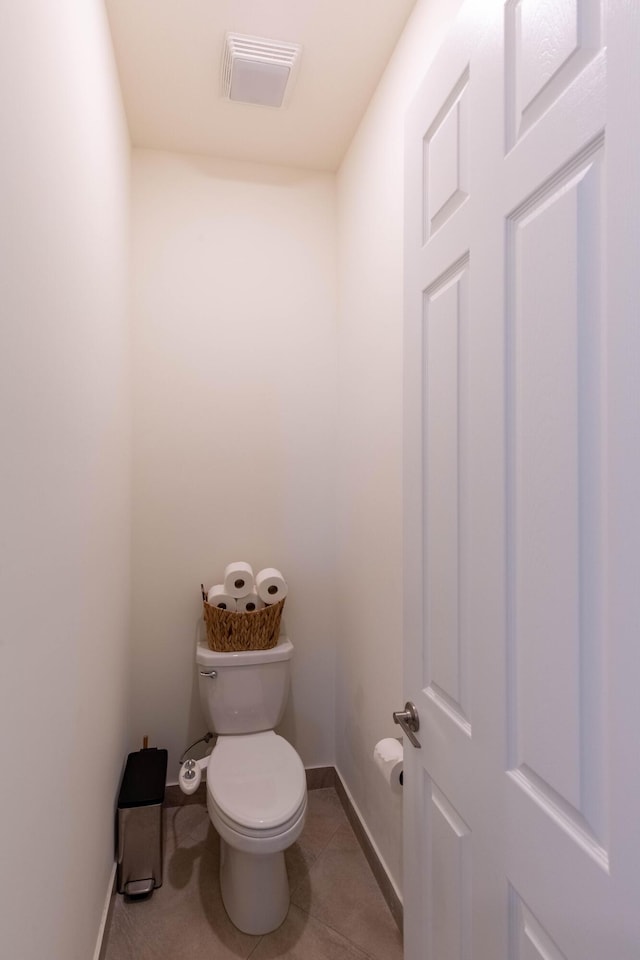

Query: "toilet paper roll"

xmin=224 ymin=561 xmax=255 ymax=598
xmin=236 ymin=591 xmax=265 ymax=613
xmin=373 ymin=738 xmax=403 ymax=794
xmin=256 ymin=567 xmax=288 ymax=604
xmin=207 ymin=585 xmax=237 ymax=612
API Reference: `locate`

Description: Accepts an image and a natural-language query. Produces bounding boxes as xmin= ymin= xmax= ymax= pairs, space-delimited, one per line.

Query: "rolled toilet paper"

xmin=256 ymin=567 xmax=288 ymax=604
xmin=224 ymin=561 xmax=255 ymax=598
xmin=373 ymin=738 xmax=403 ymax=794
xmin=207 ymin=585 xmax=237 ymax=611
xmin=236 ymin=592 xmax=265 ymax=613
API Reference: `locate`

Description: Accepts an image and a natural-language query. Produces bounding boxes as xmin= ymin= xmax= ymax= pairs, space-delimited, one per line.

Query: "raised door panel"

xmin=506 ymin=141 xmax=607 ymax=858
xmin=430 ymin=782 xmax=472 ymax=960
xmin=422 ymin=70 xmax=469 ymax=243
xmin=423 ymin=259 xmax=471 ymax=733
xmin=505 ymin=0 xmax=601 ymax=148
xmin=509 ymin=888 xmax=567 ymax=960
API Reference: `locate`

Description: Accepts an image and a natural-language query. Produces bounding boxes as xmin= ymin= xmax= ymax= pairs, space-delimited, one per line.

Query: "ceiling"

xmin=105 ymin=0 xmax=417 ymax=171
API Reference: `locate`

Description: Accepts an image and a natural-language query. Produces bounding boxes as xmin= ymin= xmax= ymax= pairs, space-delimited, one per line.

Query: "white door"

xmin=403 ymin=1 xmax=640 ymax=958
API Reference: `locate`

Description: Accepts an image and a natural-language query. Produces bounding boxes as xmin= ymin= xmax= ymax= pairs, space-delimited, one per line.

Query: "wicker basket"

xmin=202 ymin=597 xmax=285 ymax=652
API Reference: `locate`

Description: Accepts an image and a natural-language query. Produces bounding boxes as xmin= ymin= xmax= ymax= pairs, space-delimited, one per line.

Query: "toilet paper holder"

xmin=393 ymin=701 xmax=421 ymax=748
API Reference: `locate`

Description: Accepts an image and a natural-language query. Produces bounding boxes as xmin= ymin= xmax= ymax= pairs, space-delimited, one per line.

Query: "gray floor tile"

xmin=284 ymin=839 xmax=317 ymax=901
xmin=299 ymin=788 xmax=349 ymax=860
xmin=286 ymin=787 xmax=349 ymax=897
xmin=164 ymin=800 xmax=210 ymax=850
xmin=102 ymin=823 xmax=259 ymax=960
xmin=102 ymin=788 xmax=402 ymax=960
xmin=291 ymin=823 xmax=403 ymax=960
xmin=248 ymin=904 xmax=371 ymax=960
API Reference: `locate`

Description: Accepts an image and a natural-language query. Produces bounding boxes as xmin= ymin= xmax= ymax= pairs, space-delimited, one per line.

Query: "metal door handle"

xmin=199 ymin=670 xmax=217 ymax=679
xmin=393 ymin=701 xmax=421 ymax=748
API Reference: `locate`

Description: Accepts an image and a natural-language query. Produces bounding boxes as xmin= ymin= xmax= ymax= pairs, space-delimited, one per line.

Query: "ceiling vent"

xmin=221 ymin=33 xmax=301 ymax=108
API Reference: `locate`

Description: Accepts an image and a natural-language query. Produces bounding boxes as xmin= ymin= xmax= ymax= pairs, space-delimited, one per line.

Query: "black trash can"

xmin=116 ymin=747 xmax=168 ymax=897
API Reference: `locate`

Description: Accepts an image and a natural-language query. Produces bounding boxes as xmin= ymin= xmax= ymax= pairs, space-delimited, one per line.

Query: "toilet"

xmin=194 ymin=636 xmax=307 ymax=935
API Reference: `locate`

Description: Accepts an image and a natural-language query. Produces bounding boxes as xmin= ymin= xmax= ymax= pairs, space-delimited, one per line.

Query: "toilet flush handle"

xmin=199 ymin=670 xmax=217 ymax=679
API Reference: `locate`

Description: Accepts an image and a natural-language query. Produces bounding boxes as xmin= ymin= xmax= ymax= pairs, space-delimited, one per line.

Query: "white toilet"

xmin=194 ymin=636 xmax=307 ymax=935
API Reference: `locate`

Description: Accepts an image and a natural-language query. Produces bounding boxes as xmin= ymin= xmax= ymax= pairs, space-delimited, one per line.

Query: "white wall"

xmin=130 ymin=150 xmax=337 ymax=777
xmin=0 ymin=3 xmax=131 ymax=959
xmin=335 ymin=0 xmax=464 ymax=894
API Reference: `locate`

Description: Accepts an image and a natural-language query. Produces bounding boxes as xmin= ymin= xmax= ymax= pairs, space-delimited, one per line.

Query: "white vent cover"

xmin=221 ymin=33 xmax=301 ymax=108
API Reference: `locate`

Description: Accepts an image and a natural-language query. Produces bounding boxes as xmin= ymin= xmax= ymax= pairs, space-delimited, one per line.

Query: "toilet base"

xmin=219 ymin=838 xmax=289 ymax=935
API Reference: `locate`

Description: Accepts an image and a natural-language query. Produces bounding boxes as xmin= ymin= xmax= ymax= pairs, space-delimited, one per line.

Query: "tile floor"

xmin=102 ymin=787 xmax=403 ymax=960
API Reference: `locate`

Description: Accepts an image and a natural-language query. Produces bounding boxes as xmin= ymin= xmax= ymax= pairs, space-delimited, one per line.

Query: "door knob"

xmin=393 ymin=701 xmax=421 ymax=748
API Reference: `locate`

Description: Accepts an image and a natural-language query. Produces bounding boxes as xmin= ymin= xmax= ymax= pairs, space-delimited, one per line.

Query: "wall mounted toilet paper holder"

xmin=393 ymin=701 xmax=421 ymax=748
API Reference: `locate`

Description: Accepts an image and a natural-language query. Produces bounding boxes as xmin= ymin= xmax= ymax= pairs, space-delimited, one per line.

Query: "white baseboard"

xmin=92 ymin=861 xmax=116 ymax=960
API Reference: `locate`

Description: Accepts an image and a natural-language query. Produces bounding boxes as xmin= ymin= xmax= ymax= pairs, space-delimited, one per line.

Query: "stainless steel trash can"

xmin=117 ymin=747 xmax=168 ymax=897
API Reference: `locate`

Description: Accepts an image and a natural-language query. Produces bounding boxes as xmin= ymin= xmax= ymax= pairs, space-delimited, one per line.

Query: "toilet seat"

xmin=211 ymin=792 xmax=307 ymax=840
xmin=208 ymin=792 xmax=307 ymax=856
xmin=206 ymin=731 xmax=307 ymax=832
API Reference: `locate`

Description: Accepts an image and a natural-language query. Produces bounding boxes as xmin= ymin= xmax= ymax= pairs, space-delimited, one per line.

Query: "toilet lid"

xmin=207 ymin=732 xmax=306 ymax=831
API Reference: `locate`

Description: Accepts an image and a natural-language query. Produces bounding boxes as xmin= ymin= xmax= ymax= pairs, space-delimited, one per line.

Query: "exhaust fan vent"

xmin=221 ymin=33 xmax=301 ymax=108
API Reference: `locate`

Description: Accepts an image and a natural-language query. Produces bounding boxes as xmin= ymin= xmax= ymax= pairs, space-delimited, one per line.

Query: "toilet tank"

xmin=196 ymin=637 xmax=293 ymax=735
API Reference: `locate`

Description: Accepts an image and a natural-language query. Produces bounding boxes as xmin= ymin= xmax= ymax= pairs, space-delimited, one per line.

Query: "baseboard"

xmin=305 ymin=765 xmax=336 ymax=790
xmin=93 ymin=861 xmax=117 ymax=960
xmin=334 ymin=767 xmax=403 ymax=932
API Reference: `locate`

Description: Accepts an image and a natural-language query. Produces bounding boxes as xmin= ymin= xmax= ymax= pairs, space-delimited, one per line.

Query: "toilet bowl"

xmin=206 ymin=731 xmax=307 ymax=934
xmin=187 ymin=637 xmax=308 ymax=935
